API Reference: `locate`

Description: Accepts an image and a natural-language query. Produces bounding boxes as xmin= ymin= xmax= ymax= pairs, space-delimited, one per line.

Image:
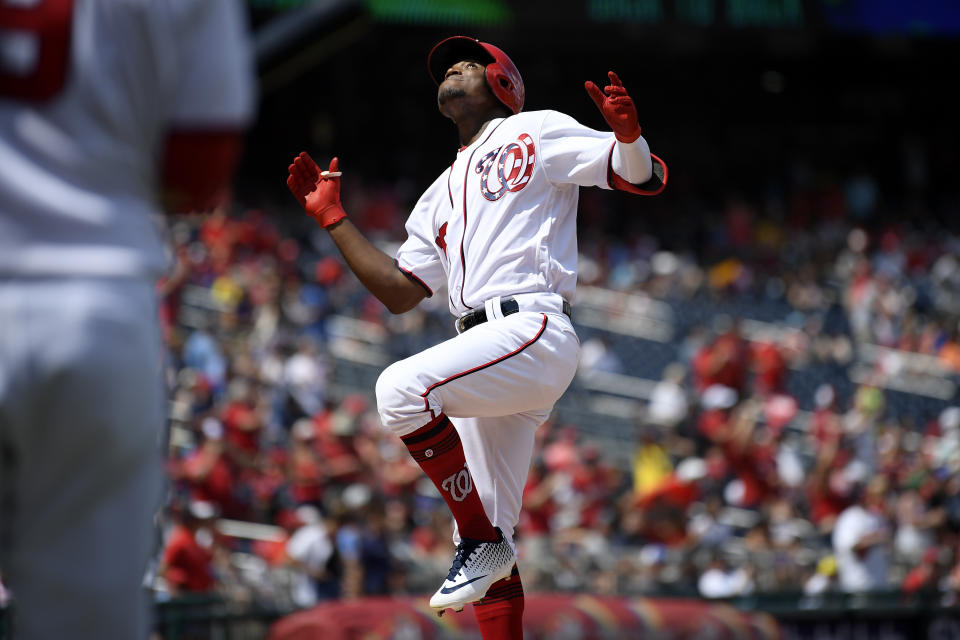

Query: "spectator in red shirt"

xmin=809 ymin=384 xmax=843 ymax=449
xmin=697 ymin=384 xmax=738 ymax=445
xmin=220 ymin=377 xmax=264 ymax=470
xmin=177 ymin=418 xmax=235 ymax=515
xmin=571 ymin=444 xmax=621 ymax=529
xmin=717 ymin=399 xmax=779 ymax=509
xmin=692 ymin=318 xmax=749 ymax=394
xmin=902 ymin=547 xmax=943 ymax=594
xmin=751 ymin=341 xmax=787 ymax=396
xmin=313 ymin=397 xmax=365 ymax=488
xmin=161 ymin=501 xmax=219 ymax=595
xmin=186 ymin=418 xmax=233 ymax=513
xmin=807 ymin=435 xmax=852 ymax=535
xmin=289 ymin=418 xmax=325 ymax=506
xmin=199 ymin=206 xmax=236 ymax=276
xmin=634 ymin=475 xmax=699 ymax=546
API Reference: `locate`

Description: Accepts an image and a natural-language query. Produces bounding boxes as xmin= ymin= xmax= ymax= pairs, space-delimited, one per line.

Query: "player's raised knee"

xmin=374 ymin=362 xmax=402 ymax=409
xmin=375 ymin=363 xmax=415 ymax=431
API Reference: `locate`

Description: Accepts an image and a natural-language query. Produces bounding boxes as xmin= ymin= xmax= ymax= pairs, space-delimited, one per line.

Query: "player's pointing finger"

xmin=584 ymin=80 xmax=605 ymax=110
xmin=607 ymin=70 xmax=623 ymax=86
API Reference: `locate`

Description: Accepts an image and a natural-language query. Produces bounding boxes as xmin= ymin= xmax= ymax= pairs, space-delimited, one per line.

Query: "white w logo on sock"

xmin=441 ymin=463 xmax=473 ymax=502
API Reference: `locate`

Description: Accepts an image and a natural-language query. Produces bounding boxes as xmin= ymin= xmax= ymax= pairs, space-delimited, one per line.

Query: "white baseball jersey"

xmin=396 ymin=110 xmax=629 ymax=316
xmin=0 ymin=0 xmax=255 ymax=278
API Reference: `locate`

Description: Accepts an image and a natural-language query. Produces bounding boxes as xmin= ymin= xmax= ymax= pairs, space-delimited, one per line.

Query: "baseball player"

xmin=286 ymin=36 xmax=666 ymax=632
xmin=0 ymin=1 xmax=254 ymax=638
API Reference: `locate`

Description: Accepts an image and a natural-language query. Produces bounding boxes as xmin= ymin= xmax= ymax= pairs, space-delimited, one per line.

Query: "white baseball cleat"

xmin=429 ymin=527 xmax=515 ymax=612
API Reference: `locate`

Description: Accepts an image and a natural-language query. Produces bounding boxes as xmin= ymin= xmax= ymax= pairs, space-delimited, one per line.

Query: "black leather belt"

xmin=457 ymin=297 xmax=572 ymax=333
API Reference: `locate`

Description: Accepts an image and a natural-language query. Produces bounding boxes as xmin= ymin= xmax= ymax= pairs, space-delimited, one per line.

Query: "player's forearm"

xmin=326 ymin=218 xmax=424 ymax=313
xmin=611 ymin=136 xmax=653 ymax=184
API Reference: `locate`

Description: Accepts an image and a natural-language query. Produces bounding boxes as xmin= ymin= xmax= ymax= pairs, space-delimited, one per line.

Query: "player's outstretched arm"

xmin=327 ymin=218 xmax=426 ymax=313
xmin=286 ymin=152 xmax=426 ymax=314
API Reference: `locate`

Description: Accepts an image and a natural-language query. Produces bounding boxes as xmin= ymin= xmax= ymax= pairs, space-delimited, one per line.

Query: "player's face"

xmin=437 ymin=59 xmax=498 ymax=118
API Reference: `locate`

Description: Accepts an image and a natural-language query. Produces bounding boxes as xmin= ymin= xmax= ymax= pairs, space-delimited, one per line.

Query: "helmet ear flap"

xmin=485 ymin=63 xmax=521 ymax=114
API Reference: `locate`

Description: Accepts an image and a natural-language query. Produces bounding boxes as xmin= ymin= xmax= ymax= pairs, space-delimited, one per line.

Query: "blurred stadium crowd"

xmin=142 ymin=156 xmax=960 ymax=613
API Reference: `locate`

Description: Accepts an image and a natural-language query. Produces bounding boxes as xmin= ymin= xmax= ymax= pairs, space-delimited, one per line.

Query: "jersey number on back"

xmin=0 ymin=0 xmax=73 ymax=101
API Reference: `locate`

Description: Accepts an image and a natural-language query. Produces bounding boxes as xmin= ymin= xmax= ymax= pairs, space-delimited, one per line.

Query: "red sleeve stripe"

xmin=605 ymin=142 xmax=668 ymax=196
xmin=394 ymin=260 xmax=433 ymax=297
xmin=419 ymin=314 xmax=548 ymax=412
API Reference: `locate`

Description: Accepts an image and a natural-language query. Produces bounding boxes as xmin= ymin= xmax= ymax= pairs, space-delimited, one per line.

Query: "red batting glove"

xmin=286 ymin=152 xmax=346 ymax=228
xmin=584 ymin=71 xmax=642 ymax=143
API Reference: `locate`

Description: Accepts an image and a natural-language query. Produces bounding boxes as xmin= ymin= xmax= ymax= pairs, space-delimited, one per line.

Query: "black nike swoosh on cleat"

xmin=439 ymin=574 xmax=488 ymax=594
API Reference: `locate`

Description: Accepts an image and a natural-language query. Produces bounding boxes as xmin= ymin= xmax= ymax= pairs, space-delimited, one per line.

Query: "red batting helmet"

xmin=427 ymin=36 xmax=524 ymax=114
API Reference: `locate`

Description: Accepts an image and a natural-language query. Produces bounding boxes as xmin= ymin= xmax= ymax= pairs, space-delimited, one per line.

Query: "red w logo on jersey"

xmin=474 ymin=133 xmax=536 ymax=201
xmin=435 ymin=222 xmax=448 ymax=254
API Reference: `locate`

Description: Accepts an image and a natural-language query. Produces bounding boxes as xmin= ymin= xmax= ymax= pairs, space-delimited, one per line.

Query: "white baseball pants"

xmin=376 ymin=297 xmax=579 ymax=543
xmin=0 ymin=278 xmax=165 ymax=640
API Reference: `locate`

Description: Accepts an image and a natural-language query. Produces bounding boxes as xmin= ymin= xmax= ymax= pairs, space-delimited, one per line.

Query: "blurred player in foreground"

xmin=287 ymin=36 xmax=666 ymax=637
xmin=0 ymin=1 xmax=254 ymax=638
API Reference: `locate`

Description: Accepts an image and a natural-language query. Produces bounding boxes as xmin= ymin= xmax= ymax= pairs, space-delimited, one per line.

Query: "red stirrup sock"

xmin=473 ymin=565 xmax=524 ymax=639
xmin=401 ymin=414 xmax=497 ymax=541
